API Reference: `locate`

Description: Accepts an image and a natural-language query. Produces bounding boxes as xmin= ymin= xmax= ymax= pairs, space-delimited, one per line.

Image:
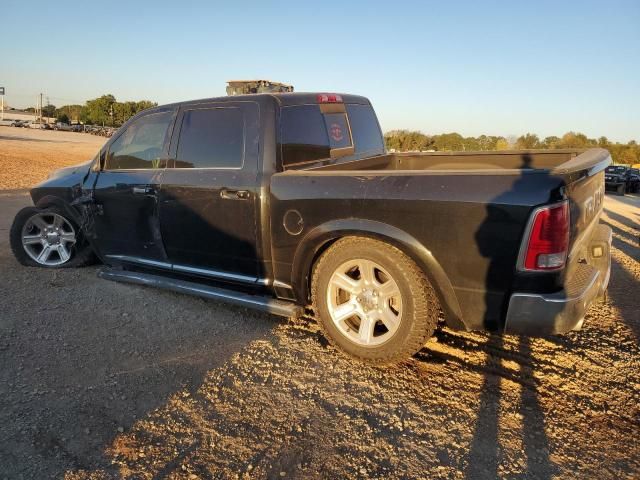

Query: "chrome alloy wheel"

xmin=21 ymin=213 xmax=76 ymax=266
xmin=326 ymin=259 xmax=403 ymax=346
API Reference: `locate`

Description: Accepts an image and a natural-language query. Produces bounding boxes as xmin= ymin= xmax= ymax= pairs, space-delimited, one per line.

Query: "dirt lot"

xmin=0 ymin=129 xmax=638 ymax=479
xmin=0 ymin=126 xmax=105 ymax=190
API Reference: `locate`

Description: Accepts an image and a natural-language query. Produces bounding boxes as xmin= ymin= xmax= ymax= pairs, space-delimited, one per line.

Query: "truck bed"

xmin=305 ymin=149 xmax=605 ymax=174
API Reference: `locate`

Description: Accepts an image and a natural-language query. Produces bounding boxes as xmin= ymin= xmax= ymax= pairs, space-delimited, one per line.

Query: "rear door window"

xmin=280 ymin=105 xmax=331 ymax=167
xmin=174 ymin=107 xmax=245 ymax=169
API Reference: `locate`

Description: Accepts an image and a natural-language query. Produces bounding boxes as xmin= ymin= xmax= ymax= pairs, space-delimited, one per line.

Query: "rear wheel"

xmin=311 ymin=237 xmax=439 ymax=364
xmin=10 ymin=206 xmax=95 ymax=268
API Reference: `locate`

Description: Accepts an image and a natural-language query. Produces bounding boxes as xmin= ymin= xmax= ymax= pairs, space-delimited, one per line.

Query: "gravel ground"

xmin=0 ymin=126 xmax=105 ymax=190
xmin=0 ymin=130 xmax=638 ymax=479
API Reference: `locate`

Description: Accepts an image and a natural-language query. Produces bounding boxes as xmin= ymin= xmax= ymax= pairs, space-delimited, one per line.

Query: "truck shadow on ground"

xmin=465 ymin=336 xmax=554 ymax=479
xmin=462 ymin=154 xmax=560 ymax=478
xmin=600 ymin=211 xmax=640 ymax=340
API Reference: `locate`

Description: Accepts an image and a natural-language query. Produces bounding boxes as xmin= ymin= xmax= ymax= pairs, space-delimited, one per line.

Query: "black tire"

xmin=311 ymin=237 xmax=439 ymax=364
xmin=616 ymin=184 xmax=625 ymax=196
xmin=10 ymin=205 xmax=95 ymax=268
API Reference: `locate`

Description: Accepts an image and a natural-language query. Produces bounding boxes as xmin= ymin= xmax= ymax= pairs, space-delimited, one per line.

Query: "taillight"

xmin=317 ymin=93 xmax=343 ymax=103
xmin=521 ymin=201 xmax=570 ymax=271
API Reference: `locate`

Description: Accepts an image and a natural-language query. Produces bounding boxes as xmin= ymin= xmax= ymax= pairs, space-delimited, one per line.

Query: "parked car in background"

xmin=604 ymin=165 xmax=640 ymax=195
xmin=626 ymin=168 xmax=640 ymax=193
xmin=9 ymin=92 xmax=612 ymax=364
xmin=10 ymin=120 xmax=28 ymax=127
xmin=28 ymin=122 xmax=48 ymax=130
xmin=53 ymin=122 xmax=73 ymax=131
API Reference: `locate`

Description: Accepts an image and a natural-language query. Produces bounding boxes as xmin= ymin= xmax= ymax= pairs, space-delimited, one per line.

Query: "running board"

xmin=98 ymin=268 xmax=302 ymax=318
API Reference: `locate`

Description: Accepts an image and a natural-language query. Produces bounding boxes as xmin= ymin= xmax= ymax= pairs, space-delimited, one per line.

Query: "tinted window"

xmin=346 ymin=104 xmax=384 ymax=154
xmin=175 ymin=108 xmax=244 ymax=169
xmin=280 ymin=105 xmax=330 ymax=166
xmin=323 ymin=113 xmax=352 ymax=149
xmin=105 ymin=111 xmax=173 ymax=170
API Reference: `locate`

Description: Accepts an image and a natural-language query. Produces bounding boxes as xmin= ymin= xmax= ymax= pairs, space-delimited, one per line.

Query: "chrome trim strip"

xmin=106 ymin=255 xmax=172 ymax=270
xmin=273 ymin=280 xmax=293 ymax=289
xmin=172 ymin=263 xmax=258 ymax=283
xmin=106 ymin=255 xmax=269 ymax=285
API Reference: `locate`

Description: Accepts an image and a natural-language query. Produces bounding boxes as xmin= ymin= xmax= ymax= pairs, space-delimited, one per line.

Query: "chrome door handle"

xmin=132 ymin=186 xmax=153 ymax=195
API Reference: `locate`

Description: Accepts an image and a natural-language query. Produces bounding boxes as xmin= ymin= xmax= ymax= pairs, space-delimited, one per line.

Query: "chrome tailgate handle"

xmin=220 ymin=189 xmax=250 ymax=200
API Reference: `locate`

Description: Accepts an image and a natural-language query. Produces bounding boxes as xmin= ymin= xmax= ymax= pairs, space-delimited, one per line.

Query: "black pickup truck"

xmin=604 ymin=165 xmax=640 ymax=195
xmin=10 ymin=93 xmax=612 ymax=363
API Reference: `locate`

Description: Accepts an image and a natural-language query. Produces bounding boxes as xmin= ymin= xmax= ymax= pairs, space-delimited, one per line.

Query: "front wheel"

xmin=311 ymin=237 xmax=439 ymax=364
xmin=10 ymin=206 xmax=95 ymax=268
xmin=616 ymin=184 xmax=625 ymax=196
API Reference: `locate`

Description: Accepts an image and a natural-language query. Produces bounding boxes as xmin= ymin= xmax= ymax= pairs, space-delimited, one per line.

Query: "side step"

xmin=98 ymin=267 xmax=303 ymax=318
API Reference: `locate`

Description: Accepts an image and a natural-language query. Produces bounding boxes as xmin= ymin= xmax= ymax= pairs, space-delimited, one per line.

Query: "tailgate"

xmin=556 ymin=149 xmax=610 ymax=264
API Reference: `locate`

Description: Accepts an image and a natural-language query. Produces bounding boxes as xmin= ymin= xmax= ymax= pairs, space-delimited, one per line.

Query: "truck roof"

xmin=161 ymin=92 xmax=371 ymax=109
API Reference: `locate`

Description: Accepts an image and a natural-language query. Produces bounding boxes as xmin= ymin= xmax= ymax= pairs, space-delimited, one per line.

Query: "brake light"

xmin=317 ymin=93 xmax=343 ymax=103
xmin=522 ymin=202 xmax=570 ymax=270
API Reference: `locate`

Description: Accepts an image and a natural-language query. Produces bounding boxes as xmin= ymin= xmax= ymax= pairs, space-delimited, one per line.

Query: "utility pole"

xmin=40 ymin=93 xmax=43 ymax=124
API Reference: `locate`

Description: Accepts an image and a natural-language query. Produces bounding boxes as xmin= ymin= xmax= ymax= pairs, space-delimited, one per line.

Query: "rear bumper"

xmin=504 ymin=224 xmax=611 ymax=335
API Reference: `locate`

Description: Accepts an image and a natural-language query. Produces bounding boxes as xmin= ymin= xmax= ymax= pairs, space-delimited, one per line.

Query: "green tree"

xmin=542 ymin=136 xmax=560 ymax=148
xmin=495 ymin=138 xmax=510 ymax=150
xmin=384 ymin=130 xmax=434 ymax=151
xmin=618 ymin=148 xmax=638 ymax=165
xmin=42 ymin=104 xmax=56 ymax=118
xmin=557 ymin=132 xmax=590 ymax=148
xmin=55 ymin=104 xmax=86 ymax=124
xmin=515 ymin=133 xmax=541 ymax=149
xmin=85 ymin=94 xmax=116 ymax=126
xmin=433 ymin=132 xmax=465 ymax=151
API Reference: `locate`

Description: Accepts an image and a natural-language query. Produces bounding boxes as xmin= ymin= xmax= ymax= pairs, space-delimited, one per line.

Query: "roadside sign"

xmin=0 ymin=87 xmax=4 ymax=95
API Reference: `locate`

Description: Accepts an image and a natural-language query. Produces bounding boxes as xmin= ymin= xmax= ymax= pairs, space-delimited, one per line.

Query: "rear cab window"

xmin=279 ymin=100 xmax=384 ymax=169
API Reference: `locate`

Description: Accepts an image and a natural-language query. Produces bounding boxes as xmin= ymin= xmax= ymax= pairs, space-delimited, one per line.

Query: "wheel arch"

xmin=292 ymin=218 xmax=467 ymax=331
xmin=33 ymin=195 xmax=82 ymax=224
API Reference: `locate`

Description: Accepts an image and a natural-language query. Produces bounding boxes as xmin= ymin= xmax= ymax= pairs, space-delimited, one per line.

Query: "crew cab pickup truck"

xmin=10 ymin=93 xmax=612 ymax=363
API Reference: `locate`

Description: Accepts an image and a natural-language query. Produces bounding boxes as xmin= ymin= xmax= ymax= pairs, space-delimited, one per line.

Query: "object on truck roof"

xmin=226 ymin=80 xmax=294 ymax=96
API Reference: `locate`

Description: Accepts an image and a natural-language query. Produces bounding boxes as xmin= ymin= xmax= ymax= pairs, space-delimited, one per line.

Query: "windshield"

xmin=605 ymin=166 xmax=627 ymax=174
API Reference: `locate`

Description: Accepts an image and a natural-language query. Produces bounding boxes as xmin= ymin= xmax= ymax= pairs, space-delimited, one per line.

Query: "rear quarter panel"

xmin=270 ymin=170 xmax=566 ymax=330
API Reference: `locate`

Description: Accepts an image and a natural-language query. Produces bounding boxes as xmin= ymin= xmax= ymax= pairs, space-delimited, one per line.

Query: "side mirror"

xmin=93 ymin=150 xmax=106 ymax=171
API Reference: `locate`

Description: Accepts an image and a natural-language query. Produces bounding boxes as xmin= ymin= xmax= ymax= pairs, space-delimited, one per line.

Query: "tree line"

xmin=384 ymin=130 xmax=640 ymax=165
xmin=28 ymin=94 xmax=157 ymax=127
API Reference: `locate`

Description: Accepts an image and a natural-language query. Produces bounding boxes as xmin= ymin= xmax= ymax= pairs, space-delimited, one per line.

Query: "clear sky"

xmin=2 ymin=0 xmax=639 ymax=142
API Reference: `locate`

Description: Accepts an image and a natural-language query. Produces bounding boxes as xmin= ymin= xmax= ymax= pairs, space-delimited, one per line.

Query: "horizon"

xmin=2 ymin=0 xmax=639 ymax=143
